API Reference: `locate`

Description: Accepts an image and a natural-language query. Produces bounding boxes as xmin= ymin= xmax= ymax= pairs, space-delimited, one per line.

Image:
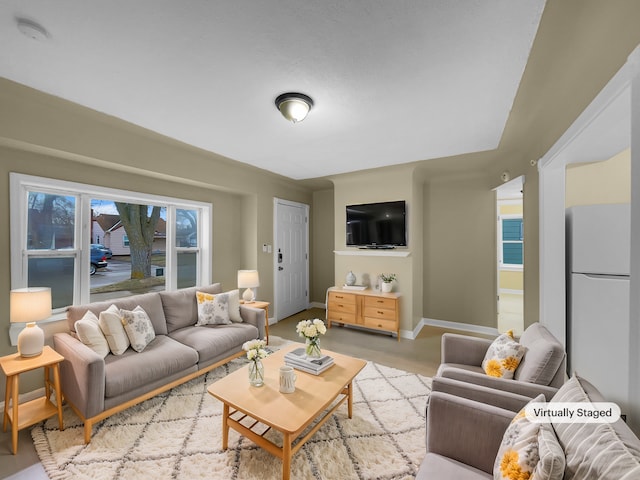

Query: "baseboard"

xmin=418 ymin=318 xmax=499 ymax=337
xmin=309 ymin=301 xmax=326 ymax=310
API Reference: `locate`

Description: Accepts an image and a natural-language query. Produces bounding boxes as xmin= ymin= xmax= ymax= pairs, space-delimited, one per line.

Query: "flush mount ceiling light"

xmin=16 ymin=17 xmax=49 ymax=41
xmin=275 ymin=92 xmax=314 ymax=123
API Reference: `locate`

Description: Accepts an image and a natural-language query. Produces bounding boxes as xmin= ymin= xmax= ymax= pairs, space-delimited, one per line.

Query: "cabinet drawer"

xmin=364 ymin=296 xmax=397 ymax=310
xmin=328 ymin=312 xmax=357 ymax=324
xmin=364 ymin=317 xmax=397 ymax=332
xmin=363 ymin=306 xmax=396 ymax=321
xmin=329 ymin=300 xmax=357 ymax=314
xmin=328 ymin=292 xmax=356 ymax=304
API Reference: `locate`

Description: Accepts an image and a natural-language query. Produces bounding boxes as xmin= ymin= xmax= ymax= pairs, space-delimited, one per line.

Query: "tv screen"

xmin=346 ymin=201 xmax=406 ymax=248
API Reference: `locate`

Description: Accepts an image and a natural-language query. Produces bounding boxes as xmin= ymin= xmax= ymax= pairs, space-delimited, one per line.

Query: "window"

xmin=10 ymin=173 xmax=212 ymax=314
xmin=499 ymin=216 xmax=523 ymax=267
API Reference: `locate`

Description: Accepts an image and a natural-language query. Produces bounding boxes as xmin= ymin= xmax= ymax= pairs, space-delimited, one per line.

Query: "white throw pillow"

xmin=75 ymin=310 xmax=110 ymax=358
xmin=226 ymin=289 xmax=243 ymax=323
xmin=99 ymin=304 xmax=130 ymax=355
xmin=120 ymin=306 xmax=156 ymax=353
xmin=482 ymin=332 xmax=526 ymax=379
xmin=196 ymin=291 xmax=232 ymax=326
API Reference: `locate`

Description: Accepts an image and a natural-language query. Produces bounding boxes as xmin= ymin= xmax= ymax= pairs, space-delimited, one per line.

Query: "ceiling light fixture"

xmin=16 ymin=17 xmax=49 ymax=41
xmin=275 ymin=92 xmax=313 ymax=123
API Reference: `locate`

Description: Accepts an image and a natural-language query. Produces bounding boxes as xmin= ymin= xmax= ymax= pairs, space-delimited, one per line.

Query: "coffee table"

xmin=207 ymin=344 xmax=366 ymax=480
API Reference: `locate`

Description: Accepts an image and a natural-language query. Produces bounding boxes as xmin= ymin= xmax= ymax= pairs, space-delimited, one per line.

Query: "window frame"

xmin=10 ymin=173 xmax=212 ymax=316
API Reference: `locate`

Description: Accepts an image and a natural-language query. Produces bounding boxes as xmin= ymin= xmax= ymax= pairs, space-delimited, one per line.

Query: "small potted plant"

xmin=380 ymin=273 xmax=396 ymax=293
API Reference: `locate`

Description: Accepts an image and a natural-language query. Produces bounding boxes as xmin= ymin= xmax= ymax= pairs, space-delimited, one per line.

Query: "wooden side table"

xmin=1 ymin=345 xmax=64 ymax=454
xmin=243 ymin=300 xmax=270 ymax=344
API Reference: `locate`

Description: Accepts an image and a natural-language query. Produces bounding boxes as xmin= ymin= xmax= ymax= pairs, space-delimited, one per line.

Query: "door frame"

xmin=273 ymin=197 xmax=310 ymax=322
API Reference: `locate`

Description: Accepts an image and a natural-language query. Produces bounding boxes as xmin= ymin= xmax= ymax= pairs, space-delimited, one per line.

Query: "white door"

xmin=274 ymin=199 xmax=309 ymax=320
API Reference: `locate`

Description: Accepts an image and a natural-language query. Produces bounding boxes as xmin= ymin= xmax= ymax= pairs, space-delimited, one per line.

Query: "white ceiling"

xmin=0 ymin=1 xmax=546 ymax=180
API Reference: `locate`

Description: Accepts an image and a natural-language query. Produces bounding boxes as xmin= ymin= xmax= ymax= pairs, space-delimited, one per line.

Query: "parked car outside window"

xmin=91 ymin=243 xmax=113 ymax=259
xmin=90 ymin=245 xmax=108 ymax=275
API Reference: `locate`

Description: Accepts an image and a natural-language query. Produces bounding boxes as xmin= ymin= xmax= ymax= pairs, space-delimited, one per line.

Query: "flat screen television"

xmin=346 ymin=200 xmax=406 ymax=248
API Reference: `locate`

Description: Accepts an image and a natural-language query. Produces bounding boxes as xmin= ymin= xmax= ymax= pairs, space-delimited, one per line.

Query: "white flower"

xmin=296 ymin=319 xmax=326 ymax=340
xmin=243 ymin=339 xmax=268 ymax=362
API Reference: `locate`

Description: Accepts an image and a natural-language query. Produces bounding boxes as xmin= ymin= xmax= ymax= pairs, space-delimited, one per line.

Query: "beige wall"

xmin=0 ymin=79 xmax=312 ymax=394
xmin=566 ymin=148 xmax=631 ymax=206
xmin=311 ymin=189 xmax=335 ymax=303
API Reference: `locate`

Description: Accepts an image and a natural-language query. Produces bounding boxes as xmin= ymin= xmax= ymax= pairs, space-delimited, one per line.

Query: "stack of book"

xmin=284 ymin=347 xmax=334 ymax=375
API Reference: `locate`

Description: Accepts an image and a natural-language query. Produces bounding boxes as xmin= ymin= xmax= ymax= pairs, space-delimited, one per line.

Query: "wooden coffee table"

xmin=207 ymin=344 xmax=366 ymax=480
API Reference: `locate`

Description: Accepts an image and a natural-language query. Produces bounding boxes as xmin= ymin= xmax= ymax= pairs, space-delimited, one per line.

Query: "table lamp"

xmin=237 ymin=270 xmax=259 ymax=303
xmin=10 ymin=287 xmax=52 ymax=357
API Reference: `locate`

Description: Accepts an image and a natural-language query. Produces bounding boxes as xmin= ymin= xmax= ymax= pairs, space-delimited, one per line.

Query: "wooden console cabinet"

xmin=327 ymin=287 xmax=401 ymax=341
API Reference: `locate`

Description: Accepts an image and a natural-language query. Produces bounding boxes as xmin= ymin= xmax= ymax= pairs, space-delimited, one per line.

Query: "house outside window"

xmin=499 ymin=216 xmax=523 ymax=267
xmin=10 ymin=173 xmax=212 ymax=314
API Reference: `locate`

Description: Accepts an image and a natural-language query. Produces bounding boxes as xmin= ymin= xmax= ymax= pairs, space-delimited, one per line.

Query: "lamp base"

xmin=17 ymin=322 xmax=44 ymax=357
xmin=242 ymin=288 xmax=255 ymax=303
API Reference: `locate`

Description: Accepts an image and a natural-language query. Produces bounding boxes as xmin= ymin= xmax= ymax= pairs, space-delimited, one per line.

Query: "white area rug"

xmin=32 ymin=345 xmax=431 ymax=480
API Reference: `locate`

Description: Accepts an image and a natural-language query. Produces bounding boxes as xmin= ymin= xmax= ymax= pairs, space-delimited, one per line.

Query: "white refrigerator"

xmin=566 ymin=203 xmax=630 ymax=414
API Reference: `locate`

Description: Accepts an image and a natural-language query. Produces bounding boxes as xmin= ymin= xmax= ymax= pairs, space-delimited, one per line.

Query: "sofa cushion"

xmin=120 ymin=306 xmax=156 ymax=352
xmin=169 ymin=323 xmax=258 ymax=365
xmin=74 ymin=310 xmax=110 ymax=358
xmin=99 ymin=304 xmax=130 ymax=355
xmin=493 ymin=394 xmax=544 ymax=480
xmin=160 ymin=284 xmax=222 ymax=332
xmin=482 ymin=333 xmax=525 ymax=379
xmin=68 ymin=291 xmax=168 ymax=336
xmin=533 ymin=422 xmax=565 ymax=480
xmin=103 ymin=335 xmax=198 ymax=398
xmin=196 ymin=291 xmax=232 ymax=326
xmin=551 ymin=375 xmax=640 ymax=479
xmin=514 ymin=323 xmax=565 ymax=386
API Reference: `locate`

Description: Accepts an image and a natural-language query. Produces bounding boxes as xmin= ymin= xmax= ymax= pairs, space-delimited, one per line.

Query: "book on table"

xmin=284 ymin=347 xmax=334 ymax=375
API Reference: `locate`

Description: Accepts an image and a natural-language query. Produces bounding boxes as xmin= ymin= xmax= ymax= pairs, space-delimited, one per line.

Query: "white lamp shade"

xmin=237 ymin=270 xmax=260 ymax=288
xmin=10 ymin=287 xmax=51 ymax=357
xmin=275 ymin=93 xmax=313 ymax=123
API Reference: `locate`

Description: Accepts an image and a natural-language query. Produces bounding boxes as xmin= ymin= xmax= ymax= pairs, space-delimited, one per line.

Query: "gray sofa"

xmin=53 ymin=283 xmax=266 ymax=443
xmin=417 ymin=375 xmax=640 ymax=479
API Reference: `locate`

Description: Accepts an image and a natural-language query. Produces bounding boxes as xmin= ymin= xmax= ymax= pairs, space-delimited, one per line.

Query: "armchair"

xmin=436 ymin=322 xmax=566 ymax=401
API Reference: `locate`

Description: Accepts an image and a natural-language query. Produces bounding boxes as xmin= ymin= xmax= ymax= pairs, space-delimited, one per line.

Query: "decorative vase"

xmin=305 ymin=337 xmax=322 ymax=358
xmin=381 ymin=281 xmax=393 ymax=293
xmin=248 ymin=360 xmax=264 ymax=387
xmin=346 ymin=271 xmax=356 ymax=286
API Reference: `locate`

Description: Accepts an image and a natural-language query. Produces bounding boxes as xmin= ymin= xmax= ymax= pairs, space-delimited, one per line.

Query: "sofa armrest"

xmin=53 ymin=332 xmax=105 ymax=419
xmin=239 ymin=305 xmax=266 ymax=340
xmin=427 ymin=391 xmax=514 ymax=474
xmin=432 ymin=376 xmax=532 ymax=412
xmin=441 ymin=333 xmax=492 ymax=365
xmin=438 ymin=366 xmax=558 ymax=401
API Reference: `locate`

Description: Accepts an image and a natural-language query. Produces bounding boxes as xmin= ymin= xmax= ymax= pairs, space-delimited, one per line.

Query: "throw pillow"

xmin=99 ymin=304 xmax=130 ymax=355
xmin=74 ymin=310 xmax=110 ymax=358
xmin=482 ymin=333 xmax=526 ymax=379
xmin=120 ymin=306 xmax=156 ymax=353
xmin=226 ymin=289 xmax=243 ymax=322
xmin=493 ymin=394 xmax=545 ymax=480
xmin=532 ymin=422 xmax=565 ymax=480
xmin=196 ymin=291 xmax=232 ymax=326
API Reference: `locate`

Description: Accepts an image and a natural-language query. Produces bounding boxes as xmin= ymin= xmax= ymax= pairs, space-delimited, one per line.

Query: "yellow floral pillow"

xmin=482 ymin=332 xmax=526 ymax=379
xmin=493 ymin=394 xmax=545 ymax=480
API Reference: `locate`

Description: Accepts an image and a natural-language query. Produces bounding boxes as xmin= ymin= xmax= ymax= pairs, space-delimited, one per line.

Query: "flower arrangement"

xmin=296 ymin=318 xmax=327 ymax=358
xmin=379 ymin=273 xmax=396 ymax=283
xmin=243 ymin=339 xmax=268 ymax=386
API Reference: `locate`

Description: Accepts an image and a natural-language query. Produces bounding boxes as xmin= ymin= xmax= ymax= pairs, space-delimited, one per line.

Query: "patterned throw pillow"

xmin=482 ymin=332 xmax=526 ymax=379
xmin=196 ymin=291 xmax=232 ymax=326
xmin=494 ymin=394 xmax=545 ymax=480
xmin=75 ymin=310 xmax=110 ymax=358
xmin=226 ymin=289 xmax=243 ymax=323
xmin=99 ymin=304 xmax=130 ymax=355
xmin=120 ymin=306 xmax=156 ymax=353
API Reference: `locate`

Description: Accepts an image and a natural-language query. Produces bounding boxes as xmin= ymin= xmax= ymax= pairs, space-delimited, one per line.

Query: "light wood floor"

xmin=0 ymin=307 xmax=493 ymax=479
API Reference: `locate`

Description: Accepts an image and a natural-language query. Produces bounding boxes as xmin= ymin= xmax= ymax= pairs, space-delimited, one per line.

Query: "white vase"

xmin=346 ymin=271 xmax=356 ymax=286
xmin=305 ymin=337 xmax=322 ymax=358
xmin=381 ymin=281 xmax=393 ymax=293
xmin=248 ymin=360 xmax=264 ymax=387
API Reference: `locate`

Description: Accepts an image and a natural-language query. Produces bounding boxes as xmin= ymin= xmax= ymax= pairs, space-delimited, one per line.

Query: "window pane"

xmin=27 ymin=192 xmax=75 ymax=249
xmin=28 ymin=257 xmax=74 ymax=309
xmin=502 ymin=219 xmax=523 ymax=241
xmin=503 ymin=243 xmax=523 ymax=265
xmin=177 ymin=252 xmax=197 ymax=288
xmin=177 ymin=209 xmax=198 ymax=247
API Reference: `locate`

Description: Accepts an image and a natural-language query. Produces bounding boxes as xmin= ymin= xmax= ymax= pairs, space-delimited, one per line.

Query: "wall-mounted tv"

xmin=346 ymin=200 xmax=407 ymax=248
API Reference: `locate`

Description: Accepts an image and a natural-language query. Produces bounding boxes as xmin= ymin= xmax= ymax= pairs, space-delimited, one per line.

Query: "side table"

xmin=1 ymin=345 xmax=64 ymax=454
xmin=243 ymin=300 xmax=270 ymax=344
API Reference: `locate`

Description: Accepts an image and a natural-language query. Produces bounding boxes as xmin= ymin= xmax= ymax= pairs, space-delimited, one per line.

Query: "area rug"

xmin=32 ymin=344 xmax=431 ymax=480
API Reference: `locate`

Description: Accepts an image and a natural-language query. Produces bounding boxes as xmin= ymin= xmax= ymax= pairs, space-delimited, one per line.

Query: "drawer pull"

xmin=336 ymin=295 xmax=344 ymax=299
xmin=377 ymin=300 xmax=384 ymax=303
xmin=377 ymin=310 xmax=384 ymax=315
